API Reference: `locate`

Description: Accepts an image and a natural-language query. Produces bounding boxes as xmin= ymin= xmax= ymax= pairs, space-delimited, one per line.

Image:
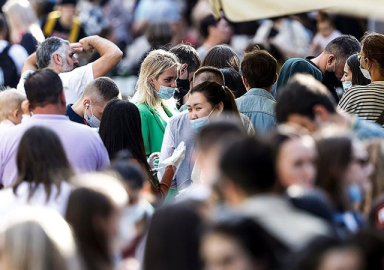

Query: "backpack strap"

xmin=376 ymin=110 xmax=384 ymax=126
xmin=43 ymin=11 xmax=61 ymax=37
xmin=1 ymin=44 xmax=12 ymax=55
xmin=68 ymin=17 xmax=81 ymax=43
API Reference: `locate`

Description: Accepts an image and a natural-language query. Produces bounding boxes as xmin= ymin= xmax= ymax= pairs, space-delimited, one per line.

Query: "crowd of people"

xmin=1 ymin=0 xmax=384 ymax=269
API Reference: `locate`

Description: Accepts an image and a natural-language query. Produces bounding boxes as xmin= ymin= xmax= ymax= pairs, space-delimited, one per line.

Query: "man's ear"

xmin=53 ymin=53 xmax=63 ymax=66
xmin=83 ymin=98 xmax=90 ymax=108
xmin=327 ymin=54 xmax=336 ymax=66
xmin=221 ymin=178 xmax=245 ymax=205
xmin=272 ymin=73 xmax=278 ymax=85
xmin=60 ymin=90 xmax=66 ymax=106
xmin=242 ymin=76 xmax=249 ymax=89
xmin=313 ymin=104 xmax=330 ymax=122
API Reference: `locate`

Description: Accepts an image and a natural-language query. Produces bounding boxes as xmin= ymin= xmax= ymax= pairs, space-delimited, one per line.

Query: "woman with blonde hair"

xmin=132 ymin=49 xmax=179 ymax=156
xmin=2 ymin=0 xmax=45 ymax=54
xmin=0 ymin=207 xmax=81 ymax=270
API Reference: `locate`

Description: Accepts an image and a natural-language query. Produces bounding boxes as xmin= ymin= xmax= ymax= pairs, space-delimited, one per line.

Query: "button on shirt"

xmin=235 ymin=88 xmax=277 ymax=135
xmin=0 ymin=114 xmax=110 ymax=188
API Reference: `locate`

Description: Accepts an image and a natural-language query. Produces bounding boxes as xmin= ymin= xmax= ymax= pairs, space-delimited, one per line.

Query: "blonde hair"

xmin=132 ymin=49 xmax=179 ymax=108
xmin=0 ymin=89 xmax=26 ymax=122
xmin=2 ymin=0 xmax=45 ymax=44
xmin=0 ymin=207 xmax=81 ymax=270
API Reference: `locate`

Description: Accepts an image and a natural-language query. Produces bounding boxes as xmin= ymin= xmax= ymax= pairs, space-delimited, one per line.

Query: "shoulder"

xmin=135 ymin=102 xmax=151 ymax=113
xmin=354 ymin=118 xmax=384 ymax=140
xmin=59 ymin=63 xmax=92 ymax=79
xmin=169 ymin=111 xmax=188 ymax=125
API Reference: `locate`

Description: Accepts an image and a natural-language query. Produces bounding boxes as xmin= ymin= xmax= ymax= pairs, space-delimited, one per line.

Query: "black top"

xmin=20 ymin=33 xmax=38 ymax=55
xmin=305 ymin=56 xmax=342 ymax=103
xmin=41 ymin=15 xmax=87 ymax=42
xmin=66 ymin=104 xmax=85 ymax=124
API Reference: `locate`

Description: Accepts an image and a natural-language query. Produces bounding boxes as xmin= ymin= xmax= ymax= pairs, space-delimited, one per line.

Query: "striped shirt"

xmin=338 ymin=82 xmax=384 ymax=123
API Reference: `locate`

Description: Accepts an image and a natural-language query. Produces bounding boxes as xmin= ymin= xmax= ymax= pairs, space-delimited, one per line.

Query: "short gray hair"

xmin=36 ymin=37 xmax=69 ymax=69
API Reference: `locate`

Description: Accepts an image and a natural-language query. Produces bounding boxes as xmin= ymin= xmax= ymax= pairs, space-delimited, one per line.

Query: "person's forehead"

xmin=160 ymin=67 xmax=177 ymax=77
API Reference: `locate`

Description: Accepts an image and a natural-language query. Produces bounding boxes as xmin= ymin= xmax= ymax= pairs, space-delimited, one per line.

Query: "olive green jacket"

xmin=136 ymin=102 xmax=176 ymax=156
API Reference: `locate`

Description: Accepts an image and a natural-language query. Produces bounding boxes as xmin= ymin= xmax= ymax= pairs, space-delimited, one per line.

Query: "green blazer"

xmin=136 ymin=102 xmax=176 ymax=156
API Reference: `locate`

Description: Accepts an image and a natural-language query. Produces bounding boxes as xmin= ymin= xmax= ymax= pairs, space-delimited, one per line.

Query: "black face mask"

xmin=323 ymin=69 xmax=342 ymax=88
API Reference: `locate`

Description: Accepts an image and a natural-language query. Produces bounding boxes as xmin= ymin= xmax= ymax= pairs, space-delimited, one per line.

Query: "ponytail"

xmin=222 ymin=85 xmax=240 ymax=117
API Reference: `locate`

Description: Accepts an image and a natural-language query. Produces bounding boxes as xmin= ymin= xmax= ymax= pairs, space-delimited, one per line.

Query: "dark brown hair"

xmin=241 ymin=49 xmax=277 ymax=89
xmin=361 ymin=32 xmax=384 ymax=76
xmin=201 ymin=45 xmax=240 ymax=71
xmin=14 ymin=126 xmax=74 ymax=201
xmin=315 ymin=133 xmax=353 ymax=212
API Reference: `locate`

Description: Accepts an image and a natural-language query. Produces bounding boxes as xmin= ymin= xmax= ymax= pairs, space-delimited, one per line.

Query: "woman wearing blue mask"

xmin=340 ymin=54 xmax=370 ymax=93
xmin=315 ymin=129 xmax=373 ymax=233
xmin=187 ymin=81 xmax=240 ymax=133
xmin=339 ymin=32 xmax=384 ymax=125
xmin=132 ymin=49 xmax=180 ymax=156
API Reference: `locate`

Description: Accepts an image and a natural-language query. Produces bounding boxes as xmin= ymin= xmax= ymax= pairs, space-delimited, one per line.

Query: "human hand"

xmin=70 ymin=42 xmax=83 ymax=54
xmin=147 ymin=152 xmax=160 ymax=172
xmin=79 ymin=36 xmax=97 ymax=53
xmin=21 ymin=99 xmax=31 ymax=115
xmin=170 ymin=141 xmax=186 ymax=169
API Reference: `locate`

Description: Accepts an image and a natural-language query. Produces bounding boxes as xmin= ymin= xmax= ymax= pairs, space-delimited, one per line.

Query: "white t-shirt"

xmin=17 ymin=63 xmax=94 ymax=105
xmin=0 ymin=120 xmax=15 ymax=136
xmin=0 ymin=181 xmax=73 ymax=216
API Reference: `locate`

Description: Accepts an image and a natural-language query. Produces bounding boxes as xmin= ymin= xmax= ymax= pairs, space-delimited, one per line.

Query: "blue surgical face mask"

xmin=84 ymin=103 xmax=100 ymax=128
xmin=154 ymin=85 xmax=176 ymax=100
xmin=190 ymin=109 xmax=214 ymax=133
xmin=347 ymin=183 xmax=363 ymax=204
xmin=342 ymin=81 xmax=353 ymax=92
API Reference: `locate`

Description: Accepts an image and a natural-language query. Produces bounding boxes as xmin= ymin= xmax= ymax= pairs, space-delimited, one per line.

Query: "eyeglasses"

xmin=353 ymin=156 xmax=370 ymax=167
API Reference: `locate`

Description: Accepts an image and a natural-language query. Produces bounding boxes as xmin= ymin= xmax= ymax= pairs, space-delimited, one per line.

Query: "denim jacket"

xmin=235 ymin=88 xmax=277 ymax=135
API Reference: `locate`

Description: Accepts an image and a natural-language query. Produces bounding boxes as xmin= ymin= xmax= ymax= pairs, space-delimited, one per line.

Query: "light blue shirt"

xmin=160 ymin=112 xmax=195 ymax=191
xmin=235 ymin=88 xmax=277 ymax=135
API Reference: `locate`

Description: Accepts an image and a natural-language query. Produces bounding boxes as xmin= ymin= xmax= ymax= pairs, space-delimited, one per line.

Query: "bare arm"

xmin=79 ymin=35 xmax=123 ymax=78
xmin=21 ymin=53 xmax=37 ymax=74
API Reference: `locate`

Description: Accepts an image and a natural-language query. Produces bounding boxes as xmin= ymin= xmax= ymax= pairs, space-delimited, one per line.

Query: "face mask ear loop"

xmin=89 ymin=103 xmax=94 ymax=116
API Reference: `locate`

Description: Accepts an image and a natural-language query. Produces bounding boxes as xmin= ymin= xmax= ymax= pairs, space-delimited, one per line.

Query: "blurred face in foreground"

xmin=277 ymin=136 xmax=317 ymax=189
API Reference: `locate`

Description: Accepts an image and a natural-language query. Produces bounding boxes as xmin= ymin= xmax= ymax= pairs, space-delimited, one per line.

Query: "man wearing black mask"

xmin=275 ymin=35 xmax=360 ymax=102
xmin=169 ymin=44 xmax=201 ymax=110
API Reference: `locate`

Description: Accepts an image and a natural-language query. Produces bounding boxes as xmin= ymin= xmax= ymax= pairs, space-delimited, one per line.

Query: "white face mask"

xmin=342 ymin=81 xmax=353 ymax=92
xmin=113 ymin=203 xmax=146 ymax=253
xmin=84 ymin=103 xmax=100 ymax=128
xmin=360 ymin=67 xmax=371 ymax=80
xmin=359 ymin=56 xmax=371 ymax=80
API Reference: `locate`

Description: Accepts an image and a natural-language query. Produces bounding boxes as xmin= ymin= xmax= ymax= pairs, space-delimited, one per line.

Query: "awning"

xmin=210 ymin=0 xmax=384 ymax=22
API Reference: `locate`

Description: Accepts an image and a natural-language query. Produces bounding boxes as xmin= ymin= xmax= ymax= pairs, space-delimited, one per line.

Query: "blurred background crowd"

xmin=0 ymin=0 xmax=384 ymax=270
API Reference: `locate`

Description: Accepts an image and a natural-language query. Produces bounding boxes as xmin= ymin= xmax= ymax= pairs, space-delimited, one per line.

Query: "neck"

xmin=310 ymin=52 xmax=328 ymax=74
xmin=329 ymin=110 xmax=353 ymax=127
xmin=48 ymin=66 xmax=61 ymax=74
xmin=71 ymin=99 xmax=84 ymax=118
xmin=32 ymin=104 xmax=66 ymax=115
xmin=369 ymin=66 xmax=384 ymax=82
xmin=247 ymin=86 xmax=271 ymax=92
xmin=203 ymin=36 xmax=222 ymax=49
